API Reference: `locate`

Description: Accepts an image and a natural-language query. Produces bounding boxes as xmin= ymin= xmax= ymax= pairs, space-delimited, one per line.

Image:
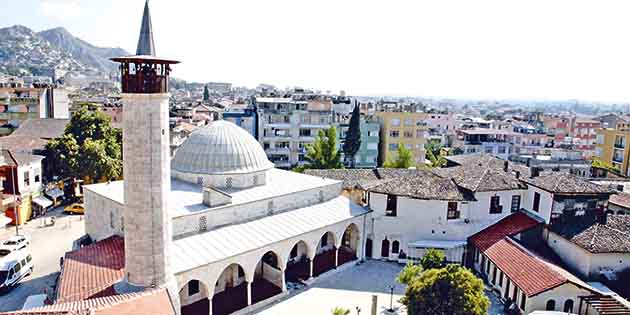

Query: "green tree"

xmin=384 ymin=144 xmax=414 ymax=168
xmin=203 ymin=85 xmax=210 ymax=102
xmin=420 ymin=249 xmax=445 ymax=270
xmin=342 ymin=104 xmax=362 ymax=168
xmin=396 ymin=263 xmax=424 ymax=285
xmin=46 ymin=106 xmax=122 ymax=183
xmin=425 ymin=142 xmax=447 ymax=168
xmin=402 ymin=264 xmax=489 ymax=315
xmin=304 ymin=126 xmax=343 ymax=169
xmin=331 ymin=307 xmax=350 ymax=315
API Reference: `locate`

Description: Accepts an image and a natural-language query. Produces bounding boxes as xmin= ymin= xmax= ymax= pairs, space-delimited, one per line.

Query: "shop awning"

xmin=32 ymin=196 xmax=53 ymax=209
xmin=45 ymin=188 xmax=64 ymax=199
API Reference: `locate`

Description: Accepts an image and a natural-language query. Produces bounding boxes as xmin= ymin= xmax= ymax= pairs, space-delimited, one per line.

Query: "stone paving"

xmin=257 ymin=260 xmax=407 ymax=315
xmin=0 ymin=207 xmax=85 ymax=312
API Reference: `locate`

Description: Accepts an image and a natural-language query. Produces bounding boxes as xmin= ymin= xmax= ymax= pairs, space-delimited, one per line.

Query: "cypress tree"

xmin=342 ymin=104 xmax=362 ymax=168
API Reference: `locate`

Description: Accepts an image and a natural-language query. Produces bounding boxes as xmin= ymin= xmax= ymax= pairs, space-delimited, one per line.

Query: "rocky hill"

xmin=0 ymin=25 xmax=129 ymax=77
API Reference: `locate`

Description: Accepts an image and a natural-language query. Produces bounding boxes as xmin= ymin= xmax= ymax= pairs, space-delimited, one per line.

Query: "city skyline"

xmin=2 ymin=0 xmax=630 ymax=102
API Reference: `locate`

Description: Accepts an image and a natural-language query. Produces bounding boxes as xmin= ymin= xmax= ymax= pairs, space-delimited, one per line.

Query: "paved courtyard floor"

xmin=258 ymin=260 xmax=407 ymax=315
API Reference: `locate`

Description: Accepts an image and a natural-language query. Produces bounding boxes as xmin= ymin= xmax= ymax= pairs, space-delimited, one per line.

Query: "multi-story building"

xmin=0 ymin=85 xmax=69 ymax=127
xmin=594 ymin=123 xmax=630 ymax=176
xmin=255 ymin=96 xmax=333 ymax=168
xmin=375 ymin=112 xmax=427 ymax=166
xmin=571 ymin=119 xmax=600 ymax=157
xmin=334 ymin=115 xmax=380 ymax=168
xmin=418 ymin=111 xmax=457 ymax=147
xmin=222 ymin=106 xmax=257 ymax=138
xmin=456 ymin=129 xmax=515 ymax=159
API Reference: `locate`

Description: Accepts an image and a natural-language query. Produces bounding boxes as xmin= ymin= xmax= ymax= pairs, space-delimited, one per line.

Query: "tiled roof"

xmin=485 ymin=238 xmax=573 ymax=297
xmin=5 ymin=289 xmax=174 ymax=315
xmin=304 ymin=169 xmax=381 ymax=190
xmin=435 ymin=154 xmax=528 ymax=192
xmin=608 ymin=192 xmax=630 ymax=209
xmin=470 ymin=212 xmax=541 ymax=252
xmin=0 ymin=135 xmax=48 ymax=153
xmin=56 ymin=236 xmax=125 ymax=303
xmin=12 ymin=119 xmax=69 ymax=140
xmin=551 ymin=215 xmax=630 ymax=253
xmin=521 ymin=173 xmax=614 ymax=194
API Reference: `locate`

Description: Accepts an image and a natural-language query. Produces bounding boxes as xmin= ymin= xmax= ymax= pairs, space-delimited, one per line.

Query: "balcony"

xmin=615 ymin=142 xmax=626 ymax=149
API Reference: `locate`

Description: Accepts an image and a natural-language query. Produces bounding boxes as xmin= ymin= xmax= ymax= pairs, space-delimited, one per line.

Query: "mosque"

xmin=78 ymin=2 xmax=369 ymax=315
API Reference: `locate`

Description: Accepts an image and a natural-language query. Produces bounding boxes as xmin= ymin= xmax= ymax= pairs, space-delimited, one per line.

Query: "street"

xmin=0 ymin=207 xmax=85 ymax=312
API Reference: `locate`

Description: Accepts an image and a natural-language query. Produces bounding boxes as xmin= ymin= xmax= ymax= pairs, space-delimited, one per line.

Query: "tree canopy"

xmin=420 ymin=249 xmax=445 ymax=270
xmin=46 ymin=106 xmax=122 ymax=183
xmin=301 ymin=126 xmax=344 ymax=170
xmin=342 ymin=105 xmax=361 ymax=168
xmin=425 ymin=142 xmax=447 ymax=168
xmin=384 ymin=143 xmax=414 ymax=168
xmin=203 ymin=85 xmax=210 ymax=102
xmin=402 ymin=264 xmax=489 ymax=315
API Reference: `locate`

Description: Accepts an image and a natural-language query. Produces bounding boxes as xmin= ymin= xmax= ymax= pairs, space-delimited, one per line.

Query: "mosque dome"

xmin=172 ymin=120 xmax=273 ymax=177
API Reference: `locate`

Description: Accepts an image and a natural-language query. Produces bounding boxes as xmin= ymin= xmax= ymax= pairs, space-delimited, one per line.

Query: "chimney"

xmin=530 ymin=167 xmax=541 ymax=178
xmin=515 ymin=171 xmax=520 ymax=179
xmin=503 ymin=160 xmax=509 ymax=173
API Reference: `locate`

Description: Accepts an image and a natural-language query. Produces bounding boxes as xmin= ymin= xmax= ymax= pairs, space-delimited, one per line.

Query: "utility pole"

xmin=7 ymin=150 xmax=20 ymax=236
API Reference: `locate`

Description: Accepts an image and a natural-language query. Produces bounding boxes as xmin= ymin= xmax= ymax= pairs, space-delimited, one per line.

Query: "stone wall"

xmin=84 ymin=187 xmax=123 ymax=241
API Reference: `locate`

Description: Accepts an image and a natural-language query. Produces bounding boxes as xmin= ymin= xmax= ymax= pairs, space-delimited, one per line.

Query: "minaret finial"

xmin=136 ymin=0 xmax=156 ymax=56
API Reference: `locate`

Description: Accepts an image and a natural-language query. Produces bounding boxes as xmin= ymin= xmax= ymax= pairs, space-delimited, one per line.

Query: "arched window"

xmin=392 ymin=241 xmax=400 ymax=254
xmin=564 ymin=299 xmax=574 ymax=313
xmin=546 ymin=299 xmax=556 ymax=311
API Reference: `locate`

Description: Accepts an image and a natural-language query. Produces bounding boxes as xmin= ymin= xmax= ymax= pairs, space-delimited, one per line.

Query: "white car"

xmin=2 ymin=235 xmax=30 ymax=251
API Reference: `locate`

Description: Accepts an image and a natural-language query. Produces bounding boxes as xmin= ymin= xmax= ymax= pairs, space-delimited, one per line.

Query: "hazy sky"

xmin=2 ymin=0 xmax=630 ymax=102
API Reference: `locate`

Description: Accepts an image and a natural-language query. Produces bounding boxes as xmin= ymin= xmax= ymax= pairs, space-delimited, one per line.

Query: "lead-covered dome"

xmin=172 ymin=120 xmax=273 ymax=176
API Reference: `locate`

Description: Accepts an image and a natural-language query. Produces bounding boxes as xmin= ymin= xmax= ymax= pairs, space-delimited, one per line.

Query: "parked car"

xmin=1 ymin=235 xmax=30 ymax=251
xmin=0 ymin=248 xmax=33 ymax=291
xmin=64 ymin=203 xmax=85 ymax=215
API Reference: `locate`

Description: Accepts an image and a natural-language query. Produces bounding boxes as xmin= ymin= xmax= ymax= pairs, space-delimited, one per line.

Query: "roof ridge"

xmin=504 ymin=237 xmax=567 ymax=282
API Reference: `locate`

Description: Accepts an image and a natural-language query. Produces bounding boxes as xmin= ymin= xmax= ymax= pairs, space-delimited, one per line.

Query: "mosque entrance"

xmin=338 ymin=223 xmax=360 ymax=266
xmin=251 ymin=251 xmax=284 ymax=304
xmin=212 ymin=264 xmax=248 ymax=315
xmin=180 ymin=279 xmax=210 ymax=315
xmin=285 ymin=241 xmax=310 ymax=285
xmin=313 ymin=231 xmax=337 ymax=276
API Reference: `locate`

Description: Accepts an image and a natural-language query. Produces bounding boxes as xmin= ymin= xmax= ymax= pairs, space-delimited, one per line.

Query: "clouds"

xmin=39 ymin=0 xmax=82 ymax=19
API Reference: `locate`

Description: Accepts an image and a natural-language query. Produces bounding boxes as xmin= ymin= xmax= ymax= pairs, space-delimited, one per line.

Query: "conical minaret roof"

xmin=136 ymin=0 xmax=156 ymax=56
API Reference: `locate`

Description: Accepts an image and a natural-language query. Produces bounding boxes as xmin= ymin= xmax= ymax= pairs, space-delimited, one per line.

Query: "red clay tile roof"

xmin=470 ymin=212 xmax=540 ymax=252
xmin=609 ymin=192 xmax=630 ymax=209
xmin=485 ymin=238 xmax=568 ymax=297
xmin=5 ymin=289 xmax=174 ymax=315
xmin=56 ymin=236 xmax=125 ymax=304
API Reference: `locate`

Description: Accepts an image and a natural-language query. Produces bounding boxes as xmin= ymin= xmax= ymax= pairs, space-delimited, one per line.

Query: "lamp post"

xmin=388 ymin=285 xmax=395 ymax=311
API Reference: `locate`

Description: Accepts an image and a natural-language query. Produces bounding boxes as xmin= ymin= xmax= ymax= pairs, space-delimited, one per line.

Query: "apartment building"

xmin=0 ymin=85 xmax=69 ymax=127
xmin=571 ymin=119 xmax=600 ymax=158
xmin=418 ymin=111 xmax=457 ymax=147
xmin=334 ymin=115 xmax=380 ymax=168
xmin=255 ymin=96 xmax=333 ymax=168
xmin=375 ymin=112 xmax=427 ymax=166
xmin=595 ymin=123 xmax=630 ymax=176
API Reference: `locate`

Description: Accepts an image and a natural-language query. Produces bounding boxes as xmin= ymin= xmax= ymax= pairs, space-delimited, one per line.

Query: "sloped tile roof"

xmin=608 ymin=192 xmax=630 ymax=209
xmin=470 ymin=212 xmax=541 ymax=252
xmin=521 ymin=173 xmax=614 ymax=194
xmin=5 ymin=289 xmax=173 ymax=315
xmin=304 ymin=169 xmax=381 ymax=190
xmin=435 ymin=154 xmax=529 ymax=192
xmin=12 ymin=119 xmax=69 ymax=140
xmin=56 ymin=236 xmax=125 ymax=303
xmin=485 ymin=238 xmax=571 ymax=297
xmin=551 ymin=215 xmax=630 ymax=253
xmin=0 ymin=135 xmax=48 ymax=153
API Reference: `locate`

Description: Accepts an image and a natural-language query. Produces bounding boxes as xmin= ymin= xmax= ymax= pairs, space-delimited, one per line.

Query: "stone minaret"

xmin=111 ymin=0 xmax=180 ymax=307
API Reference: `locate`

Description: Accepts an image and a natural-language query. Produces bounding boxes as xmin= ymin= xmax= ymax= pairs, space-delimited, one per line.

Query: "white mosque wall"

xmin=84 ymin=188 xmax=124 ymax=241
xmin=171 ymin=182 xmax=342 ymax=238
xmin=172 ymin=169 xmax=268 ymax=189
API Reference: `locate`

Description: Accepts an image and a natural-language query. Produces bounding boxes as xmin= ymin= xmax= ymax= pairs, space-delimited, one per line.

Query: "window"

xmin=520 ymin=292 xmax=526 ymax=310
xmin=392 ymin=240 xmax=400 ymax=254
xmin=34 ymin=169 xmax=40 ymax=183
xmin=368 ymin=130 xmax=379 ymax=137
xmin=490 ymin=196 xmax=502 ymax=214
xmin=511 ymin=195 xmax=521 ymax=212
xmin=416 ymin=130 xmax=425 ymax=138
xmin=321 ymin=234 xmax=328 ymax=247
xmin=386 ymin=194 xmax=397 ymax=216
xmin=492 ymin=265 xmax=497 ymax=284
xmin=391 ymin=118 xmax=401 ymax=126
xmin=404 ymin=119 xmax=413 ymax=126
xmin=263 ymin=142 xmax=270 ymax=150
xmin=389 ymin=130 xmax=400 ymax=138
xmin=545 ymin=300 xmax=556 ymax=311
xmin=188 ymin=280 xmax=200 ymax=296
xmin=389 ymin=143 xmax=398 ymax=151
xmin=403 ymin=131 xmax=413 ymax=138
xmin=587 ymin=200 xmax=597 ymax=209
xmin=299 ymin=129 xmax=312 ymax=137
xmin=498 ymin=271 xmax=503 ymax=286
xmin=533 ymin=192 xmax=541 ymax=212
xmin=447 ymin=202 xmax=460 ymax=220
xmin=564 ymin=300 xmax=574 ymax=313
xmin=14 ymin=262 xmax=20 ymax=273
xmin=24 ymin=171 xmax=29 ymax=186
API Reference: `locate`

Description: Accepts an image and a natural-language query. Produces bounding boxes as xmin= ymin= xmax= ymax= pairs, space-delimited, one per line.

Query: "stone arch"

xmin=251 ymin=250 xmax=284 ymax=304
xmin=546 ymin=299 xmax=556 ymax=311
xmin=338 ymin=223 xmax=360 ymax=266
xmin=180 ymin=279 xmax=210 ymax=315
xmin=381 ymin=238 xmax=390 ymax=258
xmin=312 ymin=231 xmax=337 ymax=277
xmin=212 ymin=263 xmax=248 ymax=315
xmin=285 ymin=240 xmax=311 ymax=285
xmin=564 ymin=299 xmax=574 ymax=313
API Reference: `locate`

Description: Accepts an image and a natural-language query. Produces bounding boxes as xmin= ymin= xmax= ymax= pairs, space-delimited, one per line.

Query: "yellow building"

xmin=375 ymin=112 xmax=427 ymax=166
xmin=594 ymin=123 xmax=630 ymax=176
